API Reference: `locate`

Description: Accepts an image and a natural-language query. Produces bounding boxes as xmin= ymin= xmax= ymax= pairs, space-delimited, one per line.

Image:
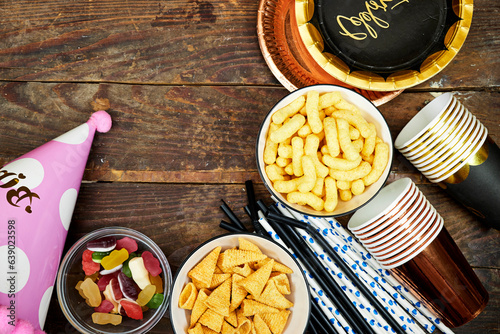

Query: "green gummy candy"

xmin=91 ymin=251 xmax=110 ymax=263
xmin=121 ymin=252 xmax=138 ymax=277
xmin=146 ymin=293 xmax=164 ymax=309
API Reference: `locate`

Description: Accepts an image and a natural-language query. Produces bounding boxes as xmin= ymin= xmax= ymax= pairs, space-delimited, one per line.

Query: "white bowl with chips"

xmin=169 ymin=233 xmax=310 ymax=334
xmin=256 ymin=84 xmax=393 ymax=217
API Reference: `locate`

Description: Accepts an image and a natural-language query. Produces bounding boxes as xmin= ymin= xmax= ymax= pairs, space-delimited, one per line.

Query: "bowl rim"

xmin=255 ymin=84 xmax=393 ymax=218
xmin=56 ymin=226 xmax=172 ymax=334
xmin=168 ymin=232 xmax=311 ymax=334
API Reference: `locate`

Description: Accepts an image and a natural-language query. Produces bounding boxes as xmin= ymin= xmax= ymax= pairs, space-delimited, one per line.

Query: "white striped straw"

xmin=257 ymin=213 xmax=355 ymax=334
xmin=321 ymin=217 xmax=454 ymax=334
xmin=275 ymin=204 xmax=421 ymax=334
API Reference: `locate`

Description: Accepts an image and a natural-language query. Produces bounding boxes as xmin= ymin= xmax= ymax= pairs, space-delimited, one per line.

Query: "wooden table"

xmin=0 ymin=0 xmax=498 ymax=333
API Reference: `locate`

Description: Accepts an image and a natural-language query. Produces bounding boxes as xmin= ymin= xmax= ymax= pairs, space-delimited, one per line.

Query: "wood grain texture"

xmin=0 ymin=0 xmax=498 ymax=89
xmin=0 ymin=0 xmax=498 ymax=332
xmin=1 ymin=83 xmax=499 ymax=182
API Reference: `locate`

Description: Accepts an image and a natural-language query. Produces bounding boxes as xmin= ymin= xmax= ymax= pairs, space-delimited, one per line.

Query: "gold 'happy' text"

xmin=336 ymin=0 xmax=409 ymax=41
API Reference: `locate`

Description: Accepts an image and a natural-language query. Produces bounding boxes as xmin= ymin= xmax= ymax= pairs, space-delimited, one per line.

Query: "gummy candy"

xmin=136 ymin=284 xmax=156 ymax=306
xmin=80 ymin=277 xmax=102 ymax=307
xmin=87 ymin=236 xmax=117 ymax=252
xmin=92 ymin=251 xmax=110 ymax=263
xmin=82 ymin=250 xmax=100 ymax=276
xmin=122 ymin=252 xmax=138 ymax=278
xmin=103 ymin=283 xmax=119 ymax=313
xmin=146 ymin=293 xmax=164 ymax=309
xmin=118 ymin=272 xmax=140 ymax=300
xmin=100 ymin=264 xmax=123 ymax=276
xmin=110 ymin=277 xmax=123 ymax=300
xmin=149 ymin=273 xmax=164 ymax=294
xmin=142 ymin=251 xmax=162 ymax=276
xmin=120 ymin=300 xmax=143 ymax=320
xmin=128 ymin=257 xmax=151 ymax=289
xmin=91 ymin=312 xmax=122 ymax=325
xmin=75 ymin=281 xmax=88 ymax=301
xmin=101 ymin=248 xmax=129 ymax=270
xmin=116 ymin=236 xmax=138 ymax=253
xmin=97 ymin=272 xmax=118 ymax=291
xmin=95 ymin=299 xmax=115 ymax=313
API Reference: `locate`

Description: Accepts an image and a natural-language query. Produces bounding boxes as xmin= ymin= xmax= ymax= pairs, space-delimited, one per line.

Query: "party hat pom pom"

xmin=11 ymin=320 xmax=34 ymax=334
xmin=88 ymin=110 xmax=112 ymax=133
xmin=0 ymin=306 xmax=15 ymax=334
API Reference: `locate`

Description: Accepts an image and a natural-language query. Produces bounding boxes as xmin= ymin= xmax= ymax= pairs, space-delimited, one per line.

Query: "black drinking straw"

xmin=220 ymin=199 xmax=248 ymax=231
xmin=244 ymin=180 xmax=269 ymax=237
xmin=265 ymin=216 xmax=375 ymax=334
xmin=219 ymin=220 xmax=244 ymax=233
xmin=310 ymin=298 xmax=338 ymax=334
xmin=266 ymin=211 xmax=406 ymax=334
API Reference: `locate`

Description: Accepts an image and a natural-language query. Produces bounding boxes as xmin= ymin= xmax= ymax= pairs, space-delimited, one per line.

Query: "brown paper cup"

xmin=389 ymin=227 xmax=489 ymax=328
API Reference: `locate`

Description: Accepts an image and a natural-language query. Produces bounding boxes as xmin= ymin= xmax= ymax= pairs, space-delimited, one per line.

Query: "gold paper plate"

xmin=257 ymin=0 xmax=403 ymax=105
xmin=295 ymin=0 xmax=473 ymax=91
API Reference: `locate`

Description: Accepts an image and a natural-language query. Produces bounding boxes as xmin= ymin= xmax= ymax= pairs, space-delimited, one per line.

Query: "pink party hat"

xmin=0 ymin=111 xmax=112 ymax=330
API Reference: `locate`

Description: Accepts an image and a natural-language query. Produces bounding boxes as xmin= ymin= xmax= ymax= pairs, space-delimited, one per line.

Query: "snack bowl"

xmin=56 ymin=227 xmax=172 ymax=334
xmin=169 ymin=233 xmax=310 ymax=334
xmin=256 ymin=84 xmax=393 ymax=217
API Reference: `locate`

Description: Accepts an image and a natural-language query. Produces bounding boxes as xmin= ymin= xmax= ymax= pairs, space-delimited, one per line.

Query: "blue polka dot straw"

xmin=274 ymin=202 xmax=452 ymax=334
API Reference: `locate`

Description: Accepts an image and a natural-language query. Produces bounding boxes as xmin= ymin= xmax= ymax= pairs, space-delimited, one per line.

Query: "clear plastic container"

xmin=56 ymin=227 xmax=172 ymax=334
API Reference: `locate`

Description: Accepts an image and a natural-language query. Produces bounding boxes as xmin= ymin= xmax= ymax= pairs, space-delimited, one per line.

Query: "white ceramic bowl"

xmin=256 ymin=84 xmax=393 ymax=217
xmin=169 ymin=233 xmax=310 ymax=334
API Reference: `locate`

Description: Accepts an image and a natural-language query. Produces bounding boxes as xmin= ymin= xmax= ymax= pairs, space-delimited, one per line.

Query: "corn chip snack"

xmin=179 ymin=238 xmax=295 ymax=333
xmin=263 ymin=90 xmax=390 ymax=213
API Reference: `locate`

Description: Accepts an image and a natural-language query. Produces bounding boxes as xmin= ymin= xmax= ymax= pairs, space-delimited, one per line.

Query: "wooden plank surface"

xmin=0 ymin=0 xmax=498 ymax=333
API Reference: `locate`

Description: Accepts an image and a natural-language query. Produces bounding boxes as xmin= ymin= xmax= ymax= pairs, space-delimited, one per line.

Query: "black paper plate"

xmin=295 ymin=0 xmax=473 ymax=91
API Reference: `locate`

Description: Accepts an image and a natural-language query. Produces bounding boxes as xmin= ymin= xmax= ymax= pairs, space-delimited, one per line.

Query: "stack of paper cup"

xmin=395 ymin=93 xmax=500 ymax=229
xmin=348 ymin=178 xmax=489 ymax=328
xmin=348 ymin=178 xmax=444 ymax=269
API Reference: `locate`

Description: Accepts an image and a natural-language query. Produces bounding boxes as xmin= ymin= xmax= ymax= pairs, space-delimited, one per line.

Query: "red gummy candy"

xmin=110 ymin=277 xmax=123 ymax=300
xmin=95 ymin=299 xmax=114 ymax=313
xmin=82 ymin=250 xmax=100 ymax=276
xmin=97 ymin=272 xmax=118 ymax=292
xmin=120 ymin=300 xmax=143 ymax=320
xmin=116 ymin=237 xmax=138 ymax=253
xmin=141 ymin=251 xmax=162 ymax=277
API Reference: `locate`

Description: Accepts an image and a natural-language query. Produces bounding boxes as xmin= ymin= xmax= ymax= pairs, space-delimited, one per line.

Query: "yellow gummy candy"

xmin=80 ymin=277 xmax=101 ymax=307
xmin=92 ymin=312 xmax=122 ymax=325
xmin=137 ymin=284 xmax=156 ymax=306
xmin=101 ymin=248 xmax=129 ymax=270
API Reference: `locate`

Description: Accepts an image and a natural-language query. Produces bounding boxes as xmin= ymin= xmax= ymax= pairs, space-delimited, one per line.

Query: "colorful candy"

xmin=110 ymin=277 xmax=123 ymax=300
xmin=101 ymin=248 xmax=129 ymax=270
xmin=136 ymin=284 xmax=156 ymax=306
xmin=142 ymin=251 xmax=162 ymax=276
xmin=146 ymin=293 xmax=164 ymax=309
xmin=97 ymin=272 xmax=118 ymax=291
xmin=149 ymin=274 xmax=163 ymax=294
xmin=120 ymin=300 xmax=143 ymax=320
xmin=80 ymin=277 xmax=102 ymax=307
xmin=78 ymin=236 xmax=165 ymax=325
xmin=91 ymin=312 xmax=122 ymax=325
xmin=122 ymin=252 xmax=138 ymax=278
xmin=128 ymin=257 xmax=151 ymax=289
xmin=82 ymin=250 xmax=100 ymax=276
xmin=116 ymin=236 xmax=138 ymax=253
xmin=118 ymin=271 xmax=140 ymax=300
xmin=87 ymin=236 xmax=117 ymax=252
xmin=92 ymin=251 xmax=110 ymax=263
xmin=95 ymin=300 xmax=115 ymax=313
